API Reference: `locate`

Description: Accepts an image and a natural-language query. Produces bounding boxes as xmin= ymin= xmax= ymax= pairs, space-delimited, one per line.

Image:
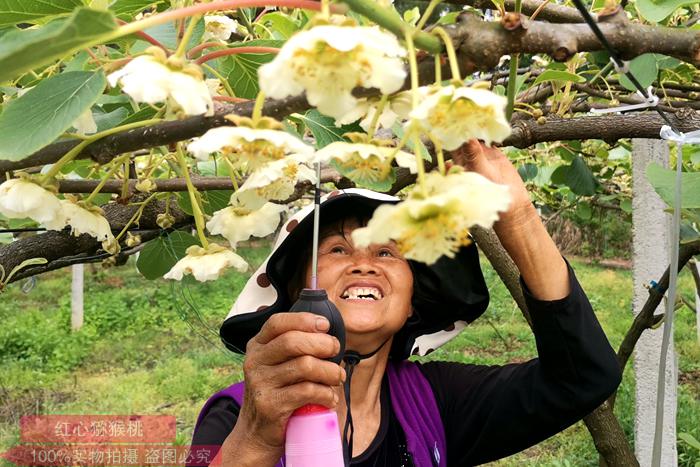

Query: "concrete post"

xmin=71 ymin=264 xmax=84 ymax=331
xmin=632 ymin=138 xmax=678 ymax=466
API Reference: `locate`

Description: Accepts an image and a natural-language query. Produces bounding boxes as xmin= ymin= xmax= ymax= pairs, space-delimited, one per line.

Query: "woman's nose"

xmin=348 ymin=251 xmax=379 ymax=275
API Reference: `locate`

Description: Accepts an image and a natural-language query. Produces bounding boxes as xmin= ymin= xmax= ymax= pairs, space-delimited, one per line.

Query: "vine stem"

xmin=175 ymin=144 xmax=209 ymax=248
xmin=188 ymin=41 xmax=227 ymax=58
xmin=84 ymin=154 xmax=131 ymax=204
xmin=115 ymin=19 xmax=168 ymax=52
xmin=175 ymin=14 xmax=203 ymax=58
xmin=341 ymin=0 xmax=442 ymax=53
xmin=115 ymin=193 xmax=158 ymax=241
xmin=201 ymin=63 xmax=237 ymax=97
xmin=404 ymin=30 xmax=428 ymax=197
xmin=367 ymin=94 xmax=389 ymax=139
xmin=432 ymin=27 xmax=461 ymax=82
xmin=505 ymin=54 xmax=519 ymax=120
xmin=111 ymin=0 xmax=342 ymax=43
xmin=252 ymin=91 xmax=266 ymax=124
xmin=416 ymin=0 xmax=441 ymax=30
xmin=196 ymin=47 xmax=280 ymax=64
xmin=41 ymin=119 xmax=162 ymax=184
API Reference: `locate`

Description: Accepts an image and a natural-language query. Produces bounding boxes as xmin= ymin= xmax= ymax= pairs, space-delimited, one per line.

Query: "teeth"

xmin=341 ymin=287 xmax=383 ymax=300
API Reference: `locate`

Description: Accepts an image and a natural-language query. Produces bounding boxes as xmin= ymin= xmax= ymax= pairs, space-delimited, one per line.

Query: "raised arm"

xmin=451 ymin=140 xmax=569 ymax=300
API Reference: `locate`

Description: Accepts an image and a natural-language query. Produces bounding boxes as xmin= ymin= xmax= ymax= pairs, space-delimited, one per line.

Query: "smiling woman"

xmin=188 ymin=143 xmax=622 ymax=467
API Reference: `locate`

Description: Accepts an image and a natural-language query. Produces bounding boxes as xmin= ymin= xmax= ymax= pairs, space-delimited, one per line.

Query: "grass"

xmin=1 ymin=250 xmax=699 ymax=466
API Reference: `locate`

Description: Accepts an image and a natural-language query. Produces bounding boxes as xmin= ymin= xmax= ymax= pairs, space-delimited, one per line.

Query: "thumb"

xmin=450 ymin=139 xmax=486 ymax=171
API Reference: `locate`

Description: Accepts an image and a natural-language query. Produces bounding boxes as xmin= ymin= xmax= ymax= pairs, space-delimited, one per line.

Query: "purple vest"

xmin=193 ymin=360 xmax=446 ymax=466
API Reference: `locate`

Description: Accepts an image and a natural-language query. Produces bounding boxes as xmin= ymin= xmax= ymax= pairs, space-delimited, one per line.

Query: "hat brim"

xmin=219 ymin=191 xmax=489 ymax=360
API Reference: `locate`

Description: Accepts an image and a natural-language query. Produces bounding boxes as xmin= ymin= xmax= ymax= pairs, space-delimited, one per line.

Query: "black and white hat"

xmin=220 ymin=188 xmax=490 ymax=360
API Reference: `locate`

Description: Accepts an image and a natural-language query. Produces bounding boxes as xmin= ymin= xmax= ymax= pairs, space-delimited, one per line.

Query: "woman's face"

xmin=305 ymin=218 xmax=414 ymax=352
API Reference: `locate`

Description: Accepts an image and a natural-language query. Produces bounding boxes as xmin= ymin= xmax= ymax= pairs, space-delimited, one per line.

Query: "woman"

xmin=190 ymin=141 xmax=622 ymax=466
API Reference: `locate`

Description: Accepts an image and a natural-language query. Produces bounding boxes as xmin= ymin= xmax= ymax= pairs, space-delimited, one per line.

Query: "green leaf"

xmin=0 ymin=71 xmax=106 ymax=161
xmin=330 ymin=159 xmax=397 ymax=192
xmin=517 ymin=163 xmax=538 ymax=181
xmin=136 ymin=16 xmax=203 ymax=50
xmin=136 ymin=231 xmax=200 ymax=280
xmin=636 ymin=0 xmax=697 ymax=22
xmin=177 ymin=190 xmax=233 ymax=216
xmin=291 ymin=109 xmax=361 ymax=149
xmin=0 ymin=8 xmax=116 ymax=83
xmin=576 ymin=202 xmax=592 ymax=220
xmin=646 ymin=163 xmax=700 ymax=209
xmin=217 ymin=39 xmax=283 ymax=99
xmin=679 ymin=433 xmax=700 ymax=451
xmin=618 ymin=54 xmax=660 ymax=91
xmin=93 ymin=107 xmax=129 ymax=132
xmin=551 ymin=156 xmax=597 ymax=196
xmin=532 ymin=70 xmax=586 ymax=86
xmin=254 ymin=12 xmax=299 ymax=39
xmin=620 ymin=198 xmax=632 ymax=214
xmin=110 ymin=0 xmax=165 ymax=19
xmin=0 ymin=0 xmax=83 ymax=26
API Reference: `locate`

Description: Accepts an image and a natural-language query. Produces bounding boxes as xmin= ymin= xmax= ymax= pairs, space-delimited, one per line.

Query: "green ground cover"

xmin=0 ymin=248 xmax=698 ymax=466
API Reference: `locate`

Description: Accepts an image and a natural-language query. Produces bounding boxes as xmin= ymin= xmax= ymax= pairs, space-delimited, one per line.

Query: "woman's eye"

xmin=378 ymin=249 xmax=394 ymax=257
xmin=330 ymin=246 xmax=346 ymax=254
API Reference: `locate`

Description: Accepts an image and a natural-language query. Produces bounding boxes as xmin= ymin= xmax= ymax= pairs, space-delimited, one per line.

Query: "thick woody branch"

xmin=0 ymin=197 xmax=191 ymax=284
xmin=448 ymin=9 xmax=700 ymax=71
xmin=450 ymin=0 xmax=586 ymax=23
xmin=616 ymin=239 xmax=700 ymax=372
xmin=1 ymin=11 xmax=697 ymax=175
xmin=504 ymin=110 xmax=700 ymax=148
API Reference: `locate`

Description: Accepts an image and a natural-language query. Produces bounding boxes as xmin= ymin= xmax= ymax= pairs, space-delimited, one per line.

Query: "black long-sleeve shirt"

xmin=191 ymin=263 xmax=622 ymax=466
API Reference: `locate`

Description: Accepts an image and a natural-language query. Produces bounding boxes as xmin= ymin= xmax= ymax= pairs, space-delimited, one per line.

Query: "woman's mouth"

xmin=341 ymin=286 xmax=383 ymax=300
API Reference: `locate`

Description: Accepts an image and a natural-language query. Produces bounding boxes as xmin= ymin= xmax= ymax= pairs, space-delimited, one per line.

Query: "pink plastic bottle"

xmin=285 ymin=404 xmax=344 ymax=467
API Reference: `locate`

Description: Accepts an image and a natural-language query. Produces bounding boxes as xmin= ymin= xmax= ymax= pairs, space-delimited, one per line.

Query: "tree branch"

xmin=616 ymin=239 xmax=700 ymax=372
xmin=1 ymin=10 xmax=697 ymax=175
xmin=504 ymin=110 xmax=700 ymax=148
xmin=450 ymin=0 xmax=586 ymax=23
xmin=449 ymin=8 xmax=700 ymax=71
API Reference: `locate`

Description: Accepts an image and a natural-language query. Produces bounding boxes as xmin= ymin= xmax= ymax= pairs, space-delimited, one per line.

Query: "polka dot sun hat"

xmin=219 ymin=188 xmax=490 ymax=360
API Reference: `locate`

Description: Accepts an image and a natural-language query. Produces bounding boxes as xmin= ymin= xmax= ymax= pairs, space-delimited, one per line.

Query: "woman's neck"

xmin=333 ymin=342 xmax=391 ymax=457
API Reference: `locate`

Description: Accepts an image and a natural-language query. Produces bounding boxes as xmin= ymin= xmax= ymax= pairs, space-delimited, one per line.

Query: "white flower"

xmin=60 ymin=200 xmax=113 ymax=242
xmin=187 ymin=126 xmax=313 ymax=169
xmin=0 ymin=179 xmax=65 ymax=230
xmin=336 ymin=92 xmax=413 ymax=130
xmin=352 ymin=169 xmax=511 ymax=264
xmin=108 ymin=55 xmax=213 ymax=116
xmin=72 ymin=109 xmax=97 ymax=136
xmin=239 ymin=155 xmax=316 ymax=201
xmin=163 ymin=243 xmax=248 ymax=282
xmin=258 ymin=25 xmax=406 ymax=120
xmin=409 ymin=85 xmax=511 ymax=150
xmin=203 ymin=15 xmax=239 ymax=41
xmin=314 ymin=141 xmax=416 ymax=191
xmin=207 ymin=193 xmax=285 ymax=247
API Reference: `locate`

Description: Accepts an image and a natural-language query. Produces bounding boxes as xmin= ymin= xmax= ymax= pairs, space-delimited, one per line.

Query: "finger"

xmin=278 ymin=382 xmax=339 ymax=411
xmin=271 ymin=356 xmax=345 ymax=388
xmin=451 ymin=139 xmax=485 ymax=168
xmin=260 ymin=330 xmax=340 ymax=365
xmin=256 ymin=312 xmax=330 ymax=345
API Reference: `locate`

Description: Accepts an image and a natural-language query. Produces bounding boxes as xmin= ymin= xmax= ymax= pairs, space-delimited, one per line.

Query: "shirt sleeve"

xmin=418 ymin=260 xmax=622 ymax=466
xmin=188 ymin=398 xmax=240 ymax=467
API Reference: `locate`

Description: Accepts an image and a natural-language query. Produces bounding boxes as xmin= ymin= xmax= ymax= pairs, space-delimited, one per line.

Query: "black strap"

xmin=341 ymin=338 xmax=391 ymax=466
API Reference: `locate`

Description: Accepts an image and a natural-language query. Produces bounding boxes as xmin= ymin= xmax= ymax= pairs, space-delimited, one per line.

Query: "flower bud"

xmin=135 ymin=179 xmax=156 ymax=193
xmin=157 ymin=213 xmax=175 ymax=229
xmin=126 ymin=232 xmax=142 ymax=248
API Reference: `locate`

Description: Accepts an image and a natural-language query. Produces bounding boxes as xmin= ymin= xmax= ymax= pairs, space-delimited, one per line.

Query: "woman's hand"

xmin=221 ymin=312 xmax=345 ymax=465
xmin=450 ymin=140 xmax=570 ymax=301
xmin=450 ymin=139 xmax=532 ymax=217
